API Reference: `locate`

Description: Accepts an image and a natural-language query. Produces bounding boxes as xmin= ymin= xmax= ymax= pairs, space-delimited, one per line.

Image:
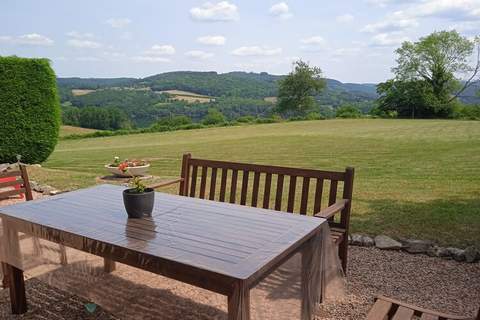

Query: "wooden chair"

xmin=367 ymin=295 xmax=480 ymax=320
xmin=0 ymin=164 xmax=67 ymax=289
xmin=176 ymin=153 xmax=355 ymax=273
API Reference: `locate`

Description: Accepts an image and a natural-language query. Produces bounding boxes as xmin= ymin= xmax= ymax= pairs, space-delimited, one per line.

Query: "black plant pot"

xmin=123 ymin=188 xmax=154 ymax=218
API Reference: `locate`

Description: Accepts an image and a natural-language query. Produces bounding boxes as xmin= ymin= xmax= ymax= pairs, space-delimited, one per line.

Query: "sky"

xmin=1 ymin=0 xmax=479 ymax=83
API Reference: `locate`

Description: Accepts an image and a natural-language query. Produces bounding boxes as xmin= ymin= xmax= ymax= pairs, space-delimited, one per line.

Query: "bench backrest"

xmin=0 ymin=164 xmax=33 ymax=201
xmin=178 ymin=153 xmax=354 ymax=229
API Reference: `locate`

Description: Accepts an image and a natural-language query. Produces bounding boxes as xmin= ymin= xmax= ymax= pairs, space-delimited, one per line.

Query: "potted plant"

xmin=123 ymin=175 xmax=155 ymax=218
xmin=106 ymin=157 xmax=150 ymax=177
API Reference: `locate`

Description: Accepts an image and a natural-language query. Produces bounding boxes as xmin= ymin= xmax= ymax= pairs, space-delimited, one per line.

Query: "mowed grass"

xmin=34 ymin=119 xmax=480 ymax=247
xmin=59 ymin=125 xmax=99 ymax=137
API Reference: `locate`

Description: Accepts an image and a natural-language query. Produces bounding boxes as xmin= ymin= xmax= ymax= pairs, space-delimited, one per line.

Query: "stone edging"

xmin=349 ymin=234 xmax=480 ymax=263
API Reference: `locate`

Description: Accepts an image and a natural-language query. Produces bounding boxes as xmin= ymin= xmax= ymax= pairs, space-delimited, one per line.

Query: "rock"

xmin=49 ymin=190 xmax=62 ymax=196
xmin=362 ymin=236 xmax=375 ymax=247
xmin=351 ymin=234 xmax=364 ymax=246
xmin=347 ymin=234 xmax=352 ymax=244
xmin=374 ymin=235 xmax=402 ymax=250
xmin=33 ymin=184 xmax=55 ymax=194
xmin=447 ymin=247 xmax=465 ymax=262
xmin=464 ymin=246 xmax=479 ymax=263
xmin=403 ymin=239 xmax=433 ymax=254
xmin=31 ymin=164 xmax=42 ymax=168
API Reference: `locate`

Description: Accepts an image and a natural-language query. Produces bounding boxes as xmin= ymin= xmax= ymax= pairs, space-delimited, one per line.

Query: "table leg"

xmin=4 ymin=263 xmax=27 ymax=314
xmin=228 ymin=280 xmax=250 ymax=320
xmin=301 ymin=235 xmax=322 ymax=320
xmin=104 ymin=258 xmax=116 ymax=273
xmin=1 ymin=262 xmax=9 ymax=288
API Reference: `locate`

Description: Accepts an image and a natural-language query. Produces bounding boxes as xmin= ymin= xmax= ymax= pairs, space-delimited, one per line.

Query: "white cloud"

xmin=231 ymin=46 xmax=282 ymax=56
xmin=336 ymin=14 xmax=354 ymax=23
xmin=67 ymin=39 xmax=102 ymax=49
xmin=403 ymin=0 xmax=480 ymax=21
xmin=185 ymin=50 xmax=214 ymax=59
xmin=131 ymin=56 xmax=171 ymax=63
xmin=106 ymin=18 xmax=132 ymax=28
xmin=197 ymin=35 xmax=226 ymax=46
xmin=332 ymin=47 xmax=362 ymax=56
xmin=145 ymin=44 xmax=176 ymax=55
xmin=370 ymin=33 xmax=409 ymax=47
xmin=66 ymin=31 xmax=94 ymax=39
xmin=269 ymin=2 xmax=293 ymax=20
xmin=75 ymin=56 xmax=101 ymax=62
xmin=190 ymin=1 xmax=239 ymax=22
xmin=300 ymin=36 xmax=327 ymax=51
xmin=361 ymin=13 xmax=418 ymax=33
xmin=0 ymin=36 xmax=13 ymax=42
xmin=15 ymin=33 xmax=54 ymax=46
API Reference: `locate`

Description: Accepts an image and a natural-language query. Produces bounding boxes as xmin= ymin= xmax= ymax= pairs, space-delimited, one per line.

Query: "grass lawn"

xmin=32 ymin=119 xmax=480 ymax=247
xmin=59 ymin=125 xmax=99 ymax=137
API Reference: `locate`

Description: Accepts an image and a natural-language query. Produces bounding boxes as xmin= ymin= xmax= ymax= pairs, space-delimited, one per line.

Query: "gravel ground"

xmin=1 ymin=246 xmax=479 ymax=320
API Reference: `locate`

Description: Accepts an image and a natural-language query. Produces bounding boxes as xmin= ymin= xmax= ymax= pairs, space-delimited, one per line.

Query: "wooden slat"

xmin=328 ymin=180 xmax=338 ymax=206
xmin=262 ymin=173 xmax=272 ymax=209
xmin=251 ymin=172 xmax=260 ymax=207
xmin=189 ymin=158 xmax=346 ymax=181
xmin=240 ymin=171 xmax=249 ymax=205
xmin=392 ymin=306 xmax=415 ymax=320
xmin=0 ymin=188 xmax=26 ymax=200
xmin=229 ymin=169 xmax=238 ymax=203
xmin=313 ymin=178 xmax=324 ymax=214
xmin=366 ymin=299 xmax=392 ymax=320
xmin=209 ymin=168 xmax=218 ymax=201
xmin=287 ymin=176 xmax=297 ymax=213
xmin=314 ymin=199 xmax=349 ymax=220
xmin=219 ymin=168 xmax=228 ymax=202
xmin=189 ymin=165 xmax=198 ymax=197
xmin=179 ymin=153 xmax=191 ymax=196
xmin=0 ymin=171 xmax=21 ymax=179
xmin=199 ymin=166 xmax=208 ymax=199
xmin=299 ymin=177 xmax=310 ymax=215
xmin=420 ymin=314 xmax=439 ymax=320
xmin=274 ymin=174 xmax=284 ymax=211
xmin=0 ymin=179 xmax=23 ymax=189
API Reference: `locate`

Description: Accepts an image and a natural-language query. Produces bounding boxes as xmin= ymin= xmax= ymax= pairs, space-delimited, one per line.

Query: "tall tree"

xmin=277 ymin=60 xmax=325 ymax=113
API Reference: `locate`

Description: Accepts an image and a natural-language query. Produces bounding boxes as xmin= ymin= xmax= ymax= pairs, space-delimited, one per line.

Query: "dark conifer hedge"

xmin=0 ymin=56 xmax=60 ymax=163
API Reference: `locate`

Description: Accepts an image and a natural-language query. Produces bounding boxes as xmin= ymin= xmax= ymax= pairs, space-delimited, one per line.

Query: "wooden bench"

xmin=367 ymin=295 xmax=480 ymax=320
xmin=174 ymin=153 xmax=355 ymax=273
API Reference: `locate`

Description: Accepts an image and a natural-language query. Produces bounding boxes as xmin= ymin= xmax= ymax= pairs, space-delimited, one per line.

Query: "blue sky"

xmin=1 ymin=0 xmax=479 ymax=82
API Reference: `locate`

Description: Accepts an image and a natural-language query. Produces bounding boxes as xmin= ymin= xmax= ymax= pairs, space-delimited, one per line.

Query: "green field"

xmin=32 ymin=119 xmax=480 ymax=247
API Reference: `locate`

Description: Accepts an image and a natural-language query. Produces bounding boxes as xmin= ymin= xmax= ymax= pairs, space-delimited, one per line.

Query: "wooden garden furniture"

xmin=367 ymin=295 xmax=480 ymax=320
xmin=175 ymin=153 xmax=355 ymax=273
xmin=0 ymin=164 xmax=67 ymax=290
xmin=0 ymin=184 xmax=330 ymax=319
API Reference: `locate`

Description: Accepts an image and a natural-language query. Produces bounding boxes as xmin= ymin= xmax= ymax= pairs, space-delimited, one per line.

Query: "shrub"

xmin=452 ymin=104 xmax=480 ymax=120
xmin=202 ymin=108 xmax=226 ymax=125
xmin=236 ymin=115 xmax=256 ymax=123
xmin=151 ymin=115 xmax=192 ymax=129
xmin=0 ymin=57 xmax=61 ymax=163
xmin=336 ymin=105 xmax=362 ymax=118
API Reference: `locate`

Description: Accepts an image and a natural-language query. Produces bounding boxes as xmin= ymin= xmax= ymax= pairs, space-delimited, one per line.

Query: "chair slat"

xmin=287 ymin=176 xmax=297 ymax=213
xmin=366 ymin=299 xmax=392 ymax=320
xmin=0 ymin=179 xmax=24 ymax=189
xmin=209 ymin=167 xmax=217 ymax=201
xmin=219 ymin=168 xmax=228 ymax=202
xmin=229 ymin=169 xmax=238 ymax=203
xmin=262 ymin=173 xmax=272 ymax=209
xmin=392 ymin=306 xmax=415 ymax=320
xmin=274 ymin=174 xmax=284 ymax=211
xmin=199 ymin=166 xmax=208 ymax=199
xmin=420 ymin=314 xmax=439 ymax=320
xmin=0 ymin=171 xmax=21 ymax=179
xmin=313 ymin=178 xmax=324 ymax=214
xmin=0 ymin=188 xmax=26 ymax=200
xmin=240 ymin=170 xmax=249 ymax=205
xmin=329 ymin=180 xmax=338 ymax=206
xmin=189 ymin=166 xmax=198 ymax=197
xmin=251 ymin=172 xmax=260 ymax=207
xmin=300 ymin=177 xmax=310 ymax=215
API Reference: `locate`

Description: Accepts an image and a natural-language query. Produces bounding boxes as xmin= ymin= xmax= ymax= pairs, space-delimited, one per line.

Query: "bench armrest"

xmin=149 ymin=178 xmax=184 ymax=189
xmin=314 ymin=199 xmax=349 ymax=220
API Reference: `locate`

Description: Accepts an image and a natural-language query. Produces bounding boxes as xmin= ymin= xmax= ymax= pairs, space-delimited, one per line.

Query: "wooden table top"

xmin=0 ymin=184 xmax=326 ymax=283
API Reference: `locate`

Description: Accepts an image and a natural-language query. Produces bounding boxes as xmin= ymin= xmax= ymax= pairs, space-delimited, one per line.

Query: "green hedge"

xmin=0 ymin=56 xmax=60 ymax=163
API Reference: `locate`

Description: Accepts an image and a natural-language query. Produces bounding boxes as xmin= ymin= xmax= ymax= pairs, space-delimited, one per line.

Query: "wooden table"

xmin=0 ymin=184 xmax=327 ymax=320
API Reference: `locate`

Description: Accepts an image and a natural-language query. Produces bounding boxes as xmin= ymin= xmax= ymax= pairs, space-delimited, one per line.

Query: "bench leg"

xmin=104 ymin=258 xmax=116 ymax=273
xmin=4 ymin=263 xmax=27 ymax=314
xmin=339 ymin=237 xmax=348 ymax=275
xmin=228 ymin=281 xmax=250 ymax=320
